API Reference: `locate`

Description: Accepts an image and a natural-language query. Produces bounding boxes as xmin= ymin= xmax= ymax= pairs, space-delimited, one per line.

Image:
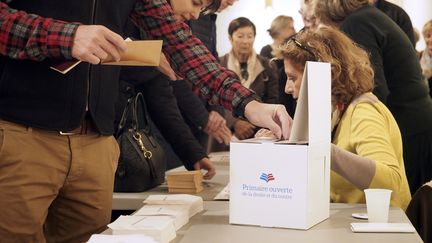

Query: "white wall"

xmin=215 ymin=0 xmax=432 ymax=54
xmin=216 ymin=0 xmax=302 ymax=56
xmin=400 ymin=0 xmax=432 ymax=51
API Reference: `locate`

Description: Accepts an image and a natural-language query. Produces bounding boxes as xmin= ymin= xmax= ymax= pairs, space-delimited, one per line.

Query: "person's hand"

xmin=254 ymin=128 xmax=277 ymax=139
xmin=72 ymin=25 xmax=127 ymax=65
xmin=158 ymin=53 xmax=180 ymax=80
xmin=193 ymin=157 xmax=216 ymax=180
xmin=208 ymin=125 xmax=231 ymax=145
xmin=233 ymin=119 xmax=256 ymax=140
xmin=204 ymin=111 xmax=231 ymax=145
xmin=244 ymin=101 xmax=292 ymax=139
xmin=205 ymin=111 xmax=226 ymax=133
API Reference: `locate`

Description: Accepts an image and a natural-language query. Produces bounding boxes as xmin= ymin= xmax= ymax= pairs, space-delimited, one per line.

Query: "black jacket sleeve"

xmin=122 ymin=68 xmax=207 ymax=170
xmin=170 ymin=80 xmax=209 ymax=131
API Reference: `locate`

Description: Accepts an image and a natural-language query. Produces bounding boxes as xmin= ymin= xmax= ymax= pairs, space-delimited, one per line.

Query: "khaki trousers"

xmin=0 ymin=120 xmax=119 ymax=243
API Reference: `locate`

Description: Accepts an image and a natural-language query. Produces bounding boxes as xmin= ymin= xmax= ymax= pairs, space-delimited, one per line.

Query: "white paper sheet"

xmin=214 ymin=183 xmax=230 ymax=201
xmin=350 ymin=223 xmax=416 ymax=233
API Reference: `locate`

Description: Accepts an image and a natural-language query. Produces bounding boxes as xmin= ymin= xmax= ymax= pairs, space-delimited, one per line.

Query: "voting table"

xmin=110 ymin=152 xmax=422 ymax=242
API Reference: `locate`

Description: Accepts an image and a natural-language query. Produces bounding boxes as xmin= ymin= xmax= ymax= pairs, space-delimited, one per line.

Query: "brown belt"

xmin=59 ymin=116 xmax=99 ymax=135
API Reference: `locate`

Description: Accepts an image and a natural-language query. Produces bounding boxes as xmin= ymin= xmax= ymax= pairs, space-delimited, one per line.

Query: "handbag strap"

xmin=116 ymin=92 xmax=153 ymax=137
xmin=116 ymin=96 xmax=134 ymax=137
xmin=132 ymin=92 xmax=151 ymax=132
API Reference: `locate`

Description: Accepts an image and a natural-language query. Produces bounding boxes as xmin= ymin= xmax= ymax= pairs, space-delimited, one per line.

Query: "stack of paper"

xmin=144 ymin=194 xmax=204 ymax=217
xmin=108 ymin=215 xmax=176 ymax=243
xmin=134 ymin=205 xmax=189 ymax=230
xmin=166 ymin=171 xmax=203 ymax=194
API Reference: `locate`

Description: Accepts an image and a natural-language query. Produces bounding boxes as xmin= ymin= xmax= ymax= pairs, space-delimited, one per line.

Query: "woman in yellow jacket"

xmin=279 ymin=26 xmax=411 ymax=209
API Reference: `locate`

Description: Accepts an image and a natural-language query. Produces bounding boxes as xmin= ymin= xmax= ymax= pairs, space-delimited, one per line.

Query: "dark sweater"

xmin=341 ymin=5 xmax=432 ymax=136
xmin=375 ymin=0 xmax=416 ymax=47
xmin=0 ymin=0 xmax=137 ymax=134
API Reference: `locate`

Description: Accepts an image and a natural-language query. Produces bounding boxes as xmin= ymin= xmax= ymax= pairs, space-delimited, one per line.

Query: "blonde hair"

xmin=423 ymin=19 xmax=432 ymax=37
xmin=277 ymin=26 xmax=374 ymax=105
xmin=311 ymin=0 xmax=370 ymax=26
xmin=267 ymin=15 xmax=294 ymax=39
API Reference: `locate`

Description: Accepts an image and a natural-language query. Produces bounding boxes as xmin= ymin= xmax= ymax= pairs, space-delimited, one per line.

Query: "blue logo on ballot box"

xmin=259 ymin=172 xmax=275 ymax=183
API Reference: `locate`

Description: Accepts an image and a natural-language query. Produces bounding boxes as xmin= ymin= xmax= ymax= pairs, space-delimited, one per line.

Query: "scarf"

xmin=227 ymin=51 xmax=264 ymax=89
xmin=420 ymin=50 xmax=432 ymax=79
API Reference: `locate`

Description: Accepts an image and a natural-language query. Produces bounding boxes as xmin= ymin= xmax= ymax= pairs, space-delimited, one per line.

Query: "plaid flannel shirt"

xmin=0 ymin=0 xmax=259 ymax=117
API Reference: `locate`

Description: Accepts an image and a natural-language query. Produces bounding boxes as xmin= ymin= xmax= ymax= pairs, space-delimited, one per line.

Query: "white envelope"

xmin=350 ymin=223 xmax=416 ymax=233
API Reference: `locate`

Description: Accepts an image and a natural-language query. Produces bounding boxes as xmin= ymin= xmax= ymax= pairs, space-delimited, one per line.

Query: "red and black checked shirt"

xmin=0 ymin=0 xmax=258 ymax=115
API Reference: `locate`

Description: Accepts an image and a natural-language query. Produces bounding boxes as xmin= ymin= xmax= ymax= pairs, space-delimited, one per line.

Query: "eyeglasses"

xmin=285 ymin=37 xmax=317 ymax=61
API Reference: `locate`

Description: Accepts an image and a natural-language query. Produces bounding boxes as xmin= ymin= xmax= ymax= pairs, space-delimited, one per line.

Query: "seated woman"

xmin=218 ymin=17 xmax=279 ymax=141
xmin=278 ymin=26 xmax=411 ymax=209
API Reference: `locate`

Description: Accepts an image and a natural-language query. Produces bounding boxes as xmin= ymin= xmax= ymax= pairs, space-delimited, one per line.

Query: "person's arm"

xmin=331 ymin=144 xmax=375 ymax=190
xmin=0 ymin=2 xmax=78 ymax=60
xmin=333 ymin=103 xmax=407 ymax=191
xmin=130 ymin=0 xmax=257 ymax=116
xmin=130 ymin=0 xmax=292 ymax=139
xmin=0 ymin=3 xmax=127 ymax=64
xmin=171 ymin=80 xmax=230 ymax=144
xmin=135 ymin=72 xmax=215 ymax=178
xmin=171 ymin=80 xmax=209 ymax=131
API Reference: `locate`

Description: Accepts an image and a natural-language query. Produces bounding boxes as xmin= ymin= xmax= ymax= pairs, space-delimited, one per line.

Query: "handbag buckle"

xmin=133 ymin=132 xmax=153 ymax=159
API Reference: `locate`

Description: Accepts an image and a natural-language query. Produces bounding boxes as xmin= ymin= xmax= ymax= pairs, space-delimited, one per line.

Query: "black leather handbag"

xmin=114 ymin=92 xmax=166 ymax=192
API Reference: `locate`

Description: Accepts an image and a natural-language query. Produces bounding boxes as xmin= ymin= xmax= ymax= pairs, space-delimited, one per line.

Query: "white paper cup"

xmin=364 ymin=189 xmax=392 ymax=223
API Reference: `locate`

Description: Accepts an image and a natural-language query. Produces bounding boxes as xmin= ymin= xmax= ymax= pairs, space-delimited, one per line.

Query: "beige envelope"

xmin=102 ymin=40 xmax=162 ymax=66
xmin=50 ymin=40 xmax=163 ymax=74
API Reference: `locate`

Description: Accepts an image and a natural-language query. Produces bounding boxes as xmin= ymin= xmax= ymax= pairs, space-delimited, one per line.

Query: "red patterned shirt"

xmin=0 ymin=0 xmax=259 ymax=116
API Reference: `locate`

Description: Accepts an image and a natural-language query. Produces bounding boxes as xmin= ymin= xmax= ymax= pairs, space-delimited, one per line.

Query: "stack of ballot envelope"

xmin=166 ymin=171 xmax=203 ymax=194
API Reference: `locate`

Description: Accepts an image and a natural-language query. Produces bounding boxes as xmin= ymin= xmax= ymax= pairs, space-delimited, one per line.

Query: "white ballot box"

xmin=230 ymin=62 xmax=331 ymax=230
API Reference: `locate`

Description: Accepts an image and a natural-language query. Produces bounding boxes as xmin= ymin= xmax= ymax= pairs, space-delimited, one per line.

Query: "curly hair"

xmin=277 ymin=26 xmax=374 ymax=105
xmin=310 ymin=0 xmax=370 ymax=26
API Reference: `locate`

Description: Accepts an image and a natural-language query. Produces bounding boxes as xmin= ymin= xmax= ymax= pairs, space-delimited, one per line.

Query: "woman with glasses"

xmin=279 ymin=26 xmax=411 ymax=209
xmin=218 ymin=17 xmax=279 ymax=141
